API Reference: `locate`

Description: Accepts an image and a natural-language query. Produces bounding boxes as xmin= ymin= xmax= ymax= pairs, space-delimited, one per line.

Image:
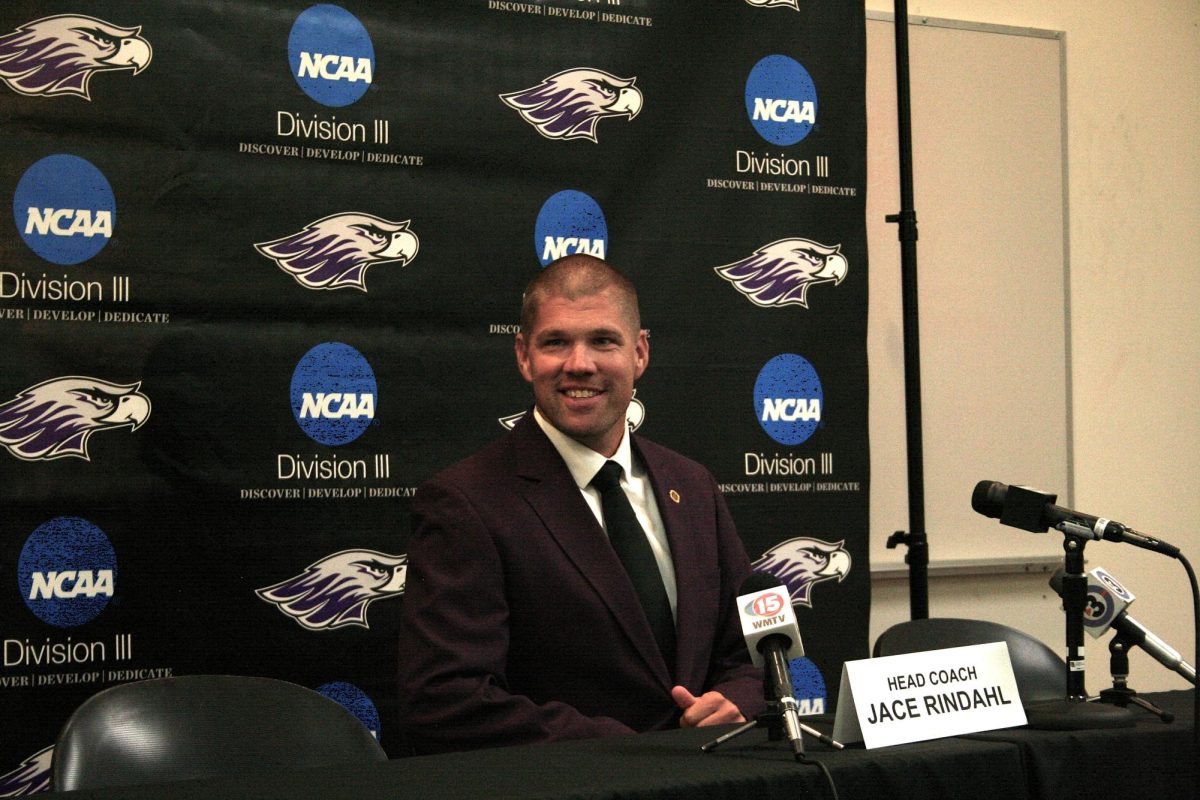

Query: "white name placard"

xmin=832 ymin=642 xmax=1027 ymax=748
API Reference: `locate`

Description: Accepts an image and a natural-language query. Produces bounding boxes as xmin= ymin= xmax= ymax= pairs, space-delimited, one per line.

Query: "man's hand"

xmin=670 ymin=685 xmax=746 ymax=728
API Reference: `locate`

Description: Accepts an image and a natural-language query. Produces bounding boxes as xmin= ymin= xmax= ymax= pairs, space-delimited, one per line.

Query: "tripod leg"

xmin=1099 ymin=688 xmax=1175 ymax=724
xmin=700 ymin=718 xmax=761 ymax=752
xmin=797 ymin=721 xmax=845 ymax=750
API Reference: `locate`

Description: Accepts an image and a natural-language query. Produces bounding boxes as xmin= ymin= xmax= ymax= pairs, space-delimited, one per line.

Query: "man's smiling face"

xmin=515 ymin=287 xmax=648 ymax=457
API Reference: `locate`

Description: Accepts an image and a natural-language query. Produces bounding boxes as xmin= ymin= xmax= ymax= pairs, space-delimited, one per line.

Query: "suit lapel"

xmin=510 ymin=415 xmax=672 ymax=687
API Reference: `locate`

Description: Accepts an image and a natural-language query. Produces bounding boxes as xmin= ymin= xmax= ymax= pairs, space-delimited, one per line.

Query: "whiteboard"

xmin=865 ymin=15 xmax=1071 ymax=573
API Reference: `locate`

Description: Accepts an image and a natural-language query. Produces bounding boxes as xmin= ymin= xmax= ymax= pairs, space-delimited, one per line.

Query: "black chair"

xmin=873 ymin=617 xmax=1066 ymax=706
xmin=52 ymin=675 xmax=387 ymax=791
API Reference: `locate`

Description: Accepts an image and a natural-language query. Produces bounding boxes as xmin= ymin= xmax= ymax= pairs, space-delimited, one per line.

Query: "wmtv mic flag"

xmin=736 ymin=581 xmax=804 ymax=667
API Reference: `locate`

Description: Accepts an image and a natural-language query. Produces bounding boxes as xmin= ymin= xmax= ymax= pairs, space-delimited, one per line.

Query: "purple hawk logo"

xmin=500 ymin=68 xmax=643 ymax=142
xmin=0 ymin=377 xmax=151 ymax=462
xmin=715 ymin=238 xmax=848 ymax=309
xmin=257 ymin=549 xmax=407 ymax=630
xmin=752 ymin=536 xmax=851 ymax=608
xmin=746 ymin=0 xmax=801 ymax=9
xmin=0 ymin=745 xmax=52 ymax=797
xmin=0 ymin=15 xmax=151 ymax=100
xmin=255 ymin=213 xmax=419 ymax=292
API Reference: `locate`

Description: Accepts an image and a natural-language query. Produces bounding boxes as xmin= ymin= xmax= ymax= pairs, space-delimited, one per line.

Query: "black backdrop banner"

xmin=0 ymin=0 xmax=867 ymax=785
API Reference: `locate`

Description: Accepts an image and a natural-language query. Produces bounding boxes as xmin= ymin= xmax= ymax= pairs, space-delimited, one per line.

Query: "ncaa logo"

xmin=291 ymin=342 xmax=377 ymax=446
xmin=18 ymin=517 xmax=116 ymax=628
xmin=754 ymin=353 xmax=822 ymax=445
xmin=534 ymin=190 xmax=608 ymax=266
xmin=13 ymin=154 xmax=115 ymax=265
xmin=745 ymin=55 xmax=817 ymax=146
xmin=317 ymin=682 xmax=381 ymax=738
xmin=288 ymin=4 xmax=374 ymax=108
xmin=789 ymin=656 xmax=828 ymax=715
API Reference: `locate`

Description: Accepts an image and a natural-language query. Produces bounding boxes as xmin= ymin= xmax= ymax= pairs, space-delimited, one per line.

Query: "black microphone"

xmin=971 ymin=480 xmax=1180 ymax=557
xmin=696 ymin=574 xmax=841 ymax=757
xmin=736 ymin=573 xmax=806 ymax=758
xmin=1049 ymin=567 xmax=1196 ymax=685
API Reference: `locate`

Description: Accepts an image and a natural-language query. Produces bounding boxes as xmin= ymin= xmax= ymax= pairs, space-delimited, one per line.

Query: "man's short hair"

xmin=519 ymin=254 xmax=641 ymax=333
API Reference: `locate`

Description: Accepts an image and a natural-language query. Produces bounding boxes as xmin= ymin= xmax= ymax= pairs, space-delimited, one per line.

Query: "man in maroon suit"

xmin=398 ymin=254 xmax=763 ymax=753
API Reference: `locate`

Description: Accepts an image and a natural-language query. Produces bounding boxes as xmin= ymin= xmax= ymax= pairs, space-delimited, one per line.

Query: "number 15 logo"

xmin=751 ymin=591 xmax=786 ymax=617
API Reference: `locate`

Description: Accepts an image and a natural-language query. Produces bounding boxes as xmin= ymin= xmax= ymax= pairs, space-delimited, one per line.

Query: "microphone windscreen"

xmin=736 ymin=571 xmax=803 ymax=664
xmin=739 ymin=571 xmax=783 ymax=596
xmin=971 ymin=480 xmax=1007 ymax=518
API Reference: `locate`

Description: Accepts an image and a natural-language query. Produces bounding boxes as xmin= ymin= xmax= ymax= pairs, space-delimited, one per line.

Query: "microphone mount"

xmin=704 ymin=611 xmax=843 ymax=756
xmin=1099 ymin=631 xmax=1175 ymax=723
xmin=1022 ymin=529 xmax=1137 ymax=730
xmin=699 ymin=700 xmax=844 ymax=758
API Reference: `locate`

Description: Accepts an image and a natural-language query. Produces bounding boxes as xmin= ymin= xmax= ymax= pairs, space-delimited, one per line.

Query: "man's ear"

xmin=634 ymin=329 xmax=649 ymax=379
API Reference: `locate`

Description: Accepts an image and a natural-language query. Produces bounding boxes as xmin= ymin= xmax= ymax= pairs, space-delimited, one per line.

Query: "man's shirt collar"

xmin=532 ymin=407 xmax=634 ymax=488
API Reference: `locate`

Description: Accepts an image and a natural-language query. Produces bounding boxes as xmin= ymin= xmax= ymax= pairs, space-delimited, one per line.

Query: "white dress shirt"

xmin=532 ymin=408 xmax=678 ymax=618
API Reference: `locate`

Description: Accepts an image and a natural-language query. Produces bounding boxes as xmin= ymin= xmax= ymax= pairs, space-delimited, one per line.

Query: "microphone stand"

xmin=1024 ymin=527 xmax=1136 ymax=729
xmin=701 ymin=656 xmax=844 ymax=758
xmin=1097 ymin=631 xmax=1175 ymax=723
xmin=882 ymin=0 xmax=931 ymax=623
xmin=699 ymin=701 xmax=844 ymax=759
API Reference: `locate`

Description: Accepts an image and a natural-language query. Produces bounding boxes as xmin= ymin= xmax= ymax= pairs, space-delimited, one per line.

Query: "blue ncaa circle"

xmin=745 ymin=55 xmax=818 ymax=146
xmin=788 ymin=656 xmax=829 ymax=712
xmin=754 ymin=353 xmax=823 ymax=446
xmin=13 ymin=154 xmax=116 ymax=265
xmin=317 ymin=681 xmax=380 ymax=736
xmin=534 ymin=190 xmax=609 ymax=267
xmin=288 ymin=4 xmax=375 ymax=107
xmin=290 ymin=342 xmax=378 ymax=446
xmin=18 ymin=517 xmax=117 ymax=628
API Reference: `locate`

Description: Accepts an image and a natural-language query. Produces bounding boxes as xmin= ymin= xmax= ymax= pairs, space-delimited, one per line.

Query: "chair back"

xmin=873 ymin=617 xmax=1066 ymax=705
xmin=53 ymin=674 xmax=387 ymax=791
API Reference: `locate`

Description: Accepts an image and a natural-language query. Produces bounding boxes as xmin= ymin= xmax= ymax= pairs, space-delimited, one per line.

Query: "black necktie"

xmin=590 ymin=460 xmax=676 ymax=669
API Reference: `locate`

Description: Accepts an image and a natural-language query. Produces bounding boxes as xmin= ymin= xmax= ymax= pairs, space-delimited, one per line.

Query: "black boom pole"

xmin=883 ymin=1 xmax=929 ymax=620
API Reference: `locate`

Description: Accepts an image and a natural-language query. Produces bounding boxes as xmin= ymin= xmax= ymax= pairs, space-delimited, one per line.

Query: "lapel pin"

xmin=669 ymin=489 xmax=681 ymax=504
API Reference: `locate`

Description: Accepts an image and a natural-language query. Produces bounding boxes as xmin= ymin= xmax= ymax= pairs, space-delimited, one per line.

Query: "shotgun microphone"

xmin=971 ymin=480 xmax=1179 ymax=557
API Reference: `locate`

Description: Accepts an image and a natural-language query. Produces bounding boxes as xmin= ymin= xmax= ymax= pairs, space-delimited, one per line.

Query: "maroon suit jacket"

xmin=397 ymin=413 xmax=763 ymax=753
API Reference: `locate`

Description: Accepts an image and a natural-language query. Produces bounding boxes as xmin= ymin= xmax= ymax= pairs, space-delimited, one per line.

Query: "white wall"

xmin=864 ymin=1 xmax=1199 ymax=692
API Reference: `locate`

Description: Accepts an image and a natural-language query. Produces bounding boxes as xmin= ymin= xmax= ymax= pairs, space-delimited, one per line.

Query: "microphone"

xmin=699 ymin=574 xmax=841 ymax=757
xmin=737 ymin=572 xmax=804 ymax=666
xmin=971 ymin=480 xmax=1180 ymax=557
xmin=736 ymin=573 xmax=806 ymax=757
xmin=1049 ymin=567 xmax=1195 ymax=685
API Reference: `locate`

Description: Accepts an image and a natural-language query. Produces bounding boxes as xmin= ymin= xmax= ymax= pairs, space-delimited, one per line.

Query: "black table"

xmin=43 ymin=691 xmax=1195 ymax=800
xmin=969 ymin=689 xmax=1197 ymax=800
